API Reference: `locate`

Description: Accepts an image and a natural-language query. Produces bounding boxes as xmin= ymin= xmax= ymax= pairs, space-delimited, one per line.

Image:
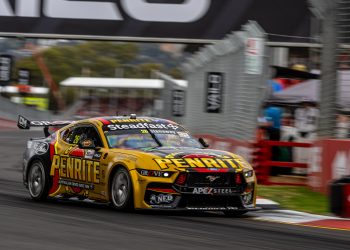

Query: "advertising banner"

xmin=0 ymin=55 xmax=13 ymax=86
xmin=309 ymin=139 xmax=350 ymax=194
xmin=245 ymin=38 xmax=265 ymax=75
xmin=172 ymin=89 xmax=186 ymax=117
xmin=0 ymin=0 xmax=311 ymax=42
xmin=18 ymin=68 xmax=31 ymax=85
xmin=206 ymin=72 xmax=224 ymax=113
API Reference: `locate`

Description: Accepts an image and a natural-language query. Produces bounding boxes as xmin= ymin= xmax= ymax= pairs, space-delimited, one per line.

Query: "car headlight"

xmin=137 ymin=169 xmax=174 ymax=178
xmin=243 ymin=169 xmax=254 ymax=178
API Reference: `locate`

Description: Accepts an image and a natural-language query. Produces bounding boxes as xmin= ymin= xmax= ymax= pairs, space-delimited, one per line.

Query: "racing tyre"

xmin=28 ymin=160 xmax=50 ymax=201
xmin=110 ymin=168 xmax=134 ymax=211
xmin=223 ymin=210 xmax=248 ymax=217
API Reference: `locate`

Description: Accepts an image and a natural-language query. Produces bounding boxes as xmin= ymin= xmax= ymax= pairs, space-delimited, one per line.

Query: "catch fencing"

xmin=310 ymin=0 xmax=350 ymax=137
xmin=156 ymin=71 xmax=187 ymax=125
xmin=182 ymin=21 xmax=268 ymax=141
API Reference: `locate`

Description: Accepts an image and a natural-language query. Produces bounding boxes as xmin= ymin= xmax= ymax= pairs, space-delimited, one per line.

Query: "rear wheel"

xmin=223 ymin=210 xmax=248 ymax=217
xmin=28 ymin=160 xmax=50 ymax=201
xmin=110 ymin=168 xmax=134 ymax=210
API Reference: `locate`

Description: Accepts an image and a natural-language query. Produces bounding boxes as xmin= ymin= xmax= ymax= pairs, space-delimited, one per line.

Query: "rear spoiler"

xmin=17 ymin=115 xmax=75 ymax=136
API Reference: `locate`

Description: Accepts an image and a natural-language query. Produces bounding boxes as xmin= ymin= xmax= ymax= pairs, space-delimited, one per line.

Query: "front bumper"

xmin=133 ymin=169 xmax=257 ymax=211
xmin=142 ymin=184 xmax=256 ymax=211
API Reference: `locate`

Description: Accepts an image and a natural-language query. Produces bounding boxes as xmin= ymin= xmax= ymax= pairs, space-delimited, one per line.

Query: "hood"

xmin=139 ymin=147 xmax=246 ymax=172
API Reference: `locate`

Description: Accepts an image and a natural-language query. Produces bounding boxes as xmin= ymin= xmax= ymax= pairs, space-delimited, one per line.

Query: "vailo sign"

xmin=0 ymin=0 xmax=311 ymax=43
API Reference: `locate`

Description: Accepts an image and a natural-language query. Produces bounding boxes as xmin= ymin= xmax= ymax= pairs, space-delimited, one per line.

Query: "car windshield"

xmin=105 ymin=130 xmax=202 ymax=149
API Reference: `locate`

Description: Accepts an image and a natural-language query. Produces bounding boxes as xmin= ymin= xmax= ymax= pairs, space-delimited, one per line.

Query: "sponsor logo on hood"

xmin=154 ymin=157 xmax=239 ymax=170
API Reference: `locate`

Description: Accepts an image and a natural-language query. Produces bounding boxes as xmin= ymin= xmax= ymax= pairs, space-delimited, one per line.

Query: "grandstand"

xmin=60 ymin=76 xmax=187 ymax=119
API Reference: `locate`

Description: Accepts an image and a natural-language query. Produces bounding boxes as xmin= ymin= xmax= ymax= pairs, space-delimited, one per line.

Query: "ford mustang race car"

xmin=18 ymin=115 xmax=258 ymax=215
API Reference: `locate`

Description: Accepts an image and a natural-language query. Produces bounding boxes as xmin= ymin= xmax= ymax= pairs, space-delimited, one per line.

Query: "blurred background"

xmin=0 ymin=0 xmax=350 ymax=215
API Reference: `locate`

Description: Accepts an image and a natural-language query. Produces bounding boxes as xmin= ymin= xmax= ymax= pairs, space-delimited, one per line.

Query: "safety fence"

xmin=197 ymin=134 xmax=350 ymax=194
xmin=183 ymin=21 xmax=268 ymax=141
xmin=252 ymin=140 xmax=312 ymax=186
xmin=196 ymin=134 xmax=312 ymax=186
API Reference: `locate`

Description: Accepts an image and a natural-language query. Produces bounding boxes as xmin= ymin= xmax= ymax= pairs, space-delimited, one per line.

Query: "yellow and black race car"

xmin=18 ymin=114 xmax=257 ymax=215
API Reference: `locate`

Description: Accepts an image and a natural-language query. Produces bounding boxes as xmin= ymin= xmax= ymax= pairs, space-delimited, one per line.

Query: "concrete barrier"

xmin=0 ymin=117 xmax=16 ymax=129
xmin=0 ymin=95 xmax=52 ymax=121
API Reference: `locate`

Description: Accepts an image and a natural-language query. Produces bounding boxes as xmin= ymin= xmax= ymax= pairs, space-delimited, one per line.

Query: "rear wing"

xmin=17 ymin=115 xmax=75 ymax=136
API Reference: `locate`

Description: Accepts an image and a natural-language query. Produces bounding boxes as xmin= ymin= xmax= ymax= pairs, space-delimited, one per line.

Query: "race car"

xmin=18 ymin=114 xmax=258 ymax=215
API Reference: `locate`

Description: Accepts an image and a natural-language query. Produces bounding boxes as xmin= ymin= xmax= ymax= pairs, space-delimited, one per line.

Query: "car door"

xmin=51 ymin=124 xmax=104 ymax=198
xmin=80 ymin=126 xmax=106 ymax=200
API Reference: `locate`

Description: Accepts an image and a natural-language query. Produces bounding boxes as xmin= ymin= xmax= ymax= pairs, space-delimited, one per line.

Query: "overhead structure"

xmin=60 ymin=75 xmax=188 ymax=119
xmin=61 ymin=77 xmax=165 ymax=89
xmin=0 ymin=0 xmax=312 ymax=43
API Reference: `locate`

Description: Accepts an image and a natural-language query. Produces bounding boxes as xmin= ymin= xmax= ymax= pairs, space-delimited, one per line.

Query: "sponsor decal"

xmin=187 ymin=207 xmax=239 ymax=211
xmin=58 ymin=179 xmax=94 ymax=190
xmin=85 ymin=149 xmax=95 ymax=159
xmin=34 ymin=142 xmax=49 ymax=155
xmin=206 ymin=72 xmax=224 ymax=113
xmin=18 ymin=116 xmax=29 ymax=129
xmin=149 ymin=130 xmax=176 ymax=135
xmin=30 ymin=120 xmax=73 ymax=126
xmin=93 ymin=152 xmax=102 ymax=160
xmin=0 ymin=0 xmax=210 ymax=23
xmin=107 ymin=123 xmax=179 ymax=131
xmin=154 ymin=158 xmax=238 ymax=170
xmin=177 ymin=132 xmax=190 ymax=138
xmin=50 ymin=155 xmax=100 ymax=185
xmin=192 ymin=187 xmax=235 ymax=195
xmin=110 ymin=119 xmax=151 ymax=123
xmin=150 ymin=194 xmax=174 ymax=205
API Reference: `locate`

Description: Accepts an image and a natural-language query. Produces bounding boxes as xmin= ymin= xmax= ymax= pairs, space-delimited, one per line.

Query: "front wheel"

xmin=110 ymin=168 xmax=134 ymax=211
xmin=28 ymin=160 xmax=50 ymax=201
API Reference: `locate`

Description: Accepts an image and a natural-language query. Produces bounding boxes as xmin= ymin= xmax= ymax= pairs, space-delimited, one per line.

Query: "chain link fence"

xmin=156 ymin=71 xmax=187 ymax=125
xmin=311 ymin=0 xmax=350 ymax=137
xmin=182 ymin=21 xmax=268 ymax=141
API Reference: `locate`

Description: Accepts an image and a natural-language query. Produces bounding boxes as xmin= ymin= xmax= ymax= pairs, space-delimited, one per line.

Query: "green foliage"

xmin=14 ymin=57 xmax=43 ymax=86
xmin=15 ymin=42 xmax=140 ymax=87
xmin=14 ymin=41 xmax=184 ymax=109
xmin=258 ymin=185 xmax=330 ymax=215
xmin=167 ymin=68 xmax=183 ymax=79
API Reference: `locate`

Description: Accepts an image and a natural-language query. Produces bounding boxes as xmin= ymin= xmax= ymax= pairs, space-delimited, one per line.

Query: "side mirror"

xmin=198 ymin=138 xmax=209 ymax=148
xmin=78 ymin=138 xmax=96 ymax=149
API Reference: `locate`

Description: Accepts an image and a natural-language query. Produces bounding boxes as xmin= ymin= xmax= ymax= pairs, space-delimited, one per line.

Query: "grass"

xmin=257 ymin=185 xmax=330 ymax=215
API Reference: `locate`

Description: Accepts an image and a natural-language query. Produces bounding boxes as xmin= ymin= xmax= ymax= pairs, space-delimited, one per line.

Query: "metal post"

xmin=318 ymin=0 xmax=338 ymax=137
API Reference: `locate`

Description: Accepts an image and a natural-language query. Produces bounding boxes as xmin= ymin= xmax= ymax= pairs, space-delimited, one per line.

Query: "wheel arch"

xmin=107 ymin=163 xmax=138 ymax=201
xmin=108 ymin=163 xmax=139 ymax=209
xmin=25 ymin=156 xmax=49 ymax=184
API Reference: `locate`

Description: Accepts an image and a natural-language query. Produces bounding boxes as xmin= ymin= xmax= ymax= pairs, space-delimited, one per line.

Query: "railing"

xmin=252 ymin=140 xmax=312 ymax=186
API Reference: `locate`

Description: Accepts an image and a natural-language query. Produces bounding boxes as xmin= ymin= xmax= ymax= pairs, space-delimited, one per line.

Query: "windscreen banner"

xmin=0 ymin=0 xmax=311 ymax=42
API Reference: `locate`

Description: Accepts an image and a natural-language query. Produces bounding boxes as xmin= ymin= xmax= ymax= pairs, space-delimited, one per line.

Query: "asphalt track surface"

xmin=0 ymin=131 xmax=349 ymax=250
